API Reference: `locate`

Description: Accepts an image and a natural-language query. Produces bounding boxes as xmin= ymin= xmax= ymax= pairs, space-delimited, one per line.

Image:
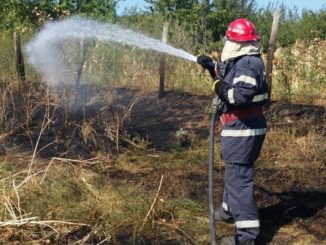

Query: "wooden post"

xmin=267 ymin=10 xmax=281 ymax=103
xmin=76 ymin=37 xmax=87 ymax=88
xmin=159 ymin=22 xmax=169 ymax=99
xmin=14 ymin=32 xmax=26 ymax=81
xmin=201 ymin=0 xmax=209 ymax=52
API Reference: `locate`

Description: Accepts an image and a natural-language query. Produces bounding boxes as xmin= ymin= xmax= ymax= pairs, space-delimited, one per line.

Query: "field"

xmin=0 ymin=84 xmax=324 ymax=244
xmin=0 ymin=33 xmax=325 ymax=244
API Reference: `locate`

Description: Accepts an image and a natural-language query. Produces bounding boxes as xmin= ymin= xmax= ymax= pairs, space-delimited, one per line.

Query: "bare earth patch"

xmin=0 ymin=88 xmax=325 ymax=244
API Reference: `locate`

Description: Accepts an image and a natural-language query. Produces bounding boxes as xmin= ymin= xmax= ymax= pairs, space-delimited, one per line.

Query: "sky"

xmin=116 ymin=0 xmax=326 ymax=15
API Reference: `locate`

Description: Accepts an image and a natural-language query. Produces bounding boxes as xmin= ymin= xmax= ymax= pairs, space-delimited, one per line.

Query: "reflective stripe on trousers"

xmin=223 ymin=162 xmax=260 ymax=243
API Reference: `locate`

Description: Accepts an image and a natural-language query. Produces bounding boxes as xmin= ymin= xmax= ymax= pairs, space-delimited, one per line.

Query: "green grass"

xmin=0 ymin=34 xmax=325 ymax=243
xmin=0 ymin=124 xmax=325 ymax=243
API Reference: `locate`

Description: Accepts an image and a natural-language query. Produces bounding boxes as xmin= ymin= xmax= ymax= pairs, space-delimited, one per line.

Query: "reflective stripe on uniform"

xmin=228 ymin=90 xmax=268 ymax=105
xmin=222 ymin=202 xmax=228 ymax=211
xmin=235 ymin=220 xmax=260 ymax=229
xmin=252 ymin=93 xmax=268 ymax=102
xmin=228 ymin=88 xmax=235 ymax=104
xmin=233 ymin=75 xmax=257 ymax=86
xmin=221 ymin=128 xmax=266 ymax=137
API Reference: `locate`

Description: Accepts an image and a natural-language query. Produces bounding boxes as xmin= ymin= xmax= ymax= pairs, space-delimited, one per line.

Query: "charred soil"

xmin=0 ymin=87 xmax=325 ymax=244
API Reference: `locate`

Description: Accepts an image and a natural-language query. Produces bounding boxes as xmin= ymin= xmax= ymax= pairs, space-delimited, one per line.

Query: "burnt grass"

xmin=0 ymin=86 xmax=325 ymax=244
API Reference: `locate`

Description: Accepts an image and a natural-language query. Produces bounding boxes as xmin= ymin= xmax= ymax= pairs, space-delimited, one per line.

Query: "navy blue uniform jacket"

xmin=218 ymin=55 xmax=268 ymax=164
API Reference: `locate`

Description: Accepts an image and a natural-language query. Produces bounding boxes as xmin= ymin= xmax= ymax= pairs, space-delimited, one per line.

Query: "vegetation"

xmin=0 ymin=0 xmax=325 ymax=244
xmin=0 ymin=0 xmax=117 ymax=30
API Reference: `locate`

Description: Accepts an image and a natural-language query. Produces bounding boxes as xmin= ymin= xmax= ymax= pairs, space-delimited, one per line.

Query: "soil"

xmin=1 ymin=87 xmax=325 ymax=244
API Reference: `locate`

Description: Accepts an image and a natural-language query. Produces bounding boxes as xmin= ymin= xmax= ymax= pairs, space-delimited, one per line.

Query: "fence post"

xmin=267 ymin=10 xmax=281 ymax=103
xmin=14 ymin=32 xmax=26 ymax=81
xmin=159 ymin=22 xmax=169 ymax=99
xmin=76 ymin=37 xmax=87 ymax=88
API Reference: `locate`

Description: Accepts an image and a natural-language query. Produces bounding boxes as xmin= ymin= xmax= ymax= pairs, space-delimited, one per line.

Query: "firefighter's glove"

xmin=213 ymin=80 xmax=230 ymax=102
xmin=197 ymin=55 xmax=217 ymax=80
xmin=197 ymin=55 xmax=214 ymax=70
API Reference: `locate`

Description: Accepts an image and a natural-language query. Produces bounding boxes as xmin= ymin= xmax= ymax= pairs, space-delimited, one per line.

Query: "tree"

xmin=0 ymin=0 xmax=34 ymax=30
xmin=207 ymin=0 xmax=257 ymax=48
xmin=144 ymin=0 xmax=213 ymax=51
xmin=144 ymin=0 xmax=259 ymax=51
xmin=0 ymin=0 xmax=118 ymax=31
xmin=297 ymin=9 xmax=326 ymax=41
xmin=74 ymin=0 xmax=118 ymax=21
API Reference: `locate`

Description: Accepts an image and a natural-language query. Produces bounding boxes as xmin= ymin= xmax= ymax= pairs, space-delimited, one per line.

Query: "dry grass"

xmin=0 ymin=121 xmax=325 ymax=243
xmin=0 ymin=152 xmax=209 ymax=244
xmin=273 ymin=40 xmax=326 ymax=104
xmin=259 ymin=126 xmax=326 ymax=168
xmin=0 ymin=32 xmax=325 ymax=244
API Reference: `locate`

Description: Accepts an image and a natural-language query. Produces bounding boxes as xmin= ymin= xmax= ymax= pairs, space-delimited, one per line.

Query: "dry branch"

xmin=267 ymin=10 xmax=281 ymax=102
xmin=142 ymin=174 xmax=164 ymax=228
xmin=41 ymin=157 xmax=100 ymax=184
xmin=16 ymin=170 xmax=45 ymax=189
xmin=0 ymin=217 xmax=90 ymax=227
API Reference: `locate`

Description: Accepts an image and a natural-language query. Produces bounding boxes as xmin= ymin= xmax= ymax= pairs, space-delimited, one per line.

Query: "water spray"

xmin=26 ymin=17 xmax=197 ymax=84
xmin=26 ymin=16 xmax=219 ymax=244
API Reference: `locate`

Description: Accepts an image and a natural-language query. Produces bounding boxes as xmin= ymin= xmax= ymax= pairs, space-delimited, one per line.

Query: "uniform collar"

xmin=221 ymin=40 xmax=260 ymax=62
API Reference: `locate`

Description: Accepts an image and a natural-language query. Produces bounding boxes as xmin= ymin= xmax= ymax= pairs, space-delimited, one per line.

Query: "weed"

xmin=0 ymin=27 xmax=325 ymax=245
xmin=273 ymin=40 xmax=326 ymax=103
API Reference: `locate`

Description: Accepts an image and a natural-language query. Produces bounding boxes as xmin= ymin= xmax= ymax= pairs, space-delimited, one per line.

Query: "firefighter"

xmin=197 ymin=18 xmax=268 ymax=245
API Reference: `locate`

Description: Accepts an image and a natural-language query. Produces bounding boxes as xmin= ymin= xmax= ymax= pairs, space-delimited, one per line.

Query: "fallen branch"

xmin=142 ymin=174 xmax=164 ymax=228
xmin=0 ymin=170 xmax=26 ymax=182
xmin=48 ymin=157 xmax=100 ymax=165
xmin=41 ymin=157 xmax=100 ymax=184
xmin=121 ymin=136 xmax=148 ymax=150
xmin=27 ymin=100 xmax=53 ymax=177
xmin=12 ymin=180 xmax=22 ymax=220
xmin=0 ymin=216 xmax=90 ymax=227
xmin=16 ymin=170 xmax=45 ymax=189
xmin=96 ymin=239 xmax=108 ymax=245
xmin=0 ymin=216 xmax=37 ymax=226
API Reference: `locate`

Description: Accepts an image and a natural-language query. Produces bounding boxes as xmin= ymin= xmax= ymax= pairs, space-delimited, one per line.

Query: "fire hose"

xmin=208 ymin=95 xmax=221 ymax=245
xmin=197 ymin=55 xmax=224 ymax=245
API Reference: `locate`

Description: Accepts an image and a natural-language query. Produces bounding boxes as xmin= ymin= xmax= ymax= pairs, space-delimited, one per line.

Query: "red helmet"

xmin=225 ymin=18 xmax=260 ymax=42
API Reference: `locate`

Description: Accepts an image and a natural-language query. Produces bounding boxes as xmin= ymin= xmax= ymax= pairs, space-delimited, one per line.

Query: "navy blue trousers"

xmin=220 ymin=163 xmax=260 ymax=244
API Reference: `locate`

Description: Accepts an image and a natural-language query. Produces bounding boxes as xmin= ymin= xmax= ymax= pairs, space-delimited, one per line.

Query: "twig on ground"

xmin=96 ymin=239 xmax=108 ymax=245
xmin=0 ymin=217 xmax=90 ymax=227
xmin=41 ymin=157 xmax=100 ymax=184
xmin=121 ymin=96 xmax=140 ymax=124
xmin=12 ymin=180 xmax=22 ymax=220
xmin=16 ymin=170 xmax=45 ymax=189
xmin=0 ymin=170 xmax=27 ymax=182
xmin=36 ymin=141 xmax=57 ymax=155
xmin=142 ymin=174 xmax=164 ymax=229
xmin=0 ymin=197 xmax=17 ymax=220
xmin=121 ymin=136 xmax=148 ymax=150
xmin=81 ymin=177 xmax=101 ymax=202
xmin=27 ymin=102 xmax=52 ymax=177
xmin=147 ymin=154 xmax=161 ymax=158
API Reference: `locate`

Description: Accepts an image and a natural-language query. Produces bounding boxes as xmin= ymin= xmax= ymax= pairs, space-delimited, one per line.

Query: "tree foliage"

xmin=141 ymin=0 xmax=326 ymax=52
xmin=0 ymin=0 xmax=118 ymax=31
xmin=0 ymin=0 xmax=325 ymax=51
